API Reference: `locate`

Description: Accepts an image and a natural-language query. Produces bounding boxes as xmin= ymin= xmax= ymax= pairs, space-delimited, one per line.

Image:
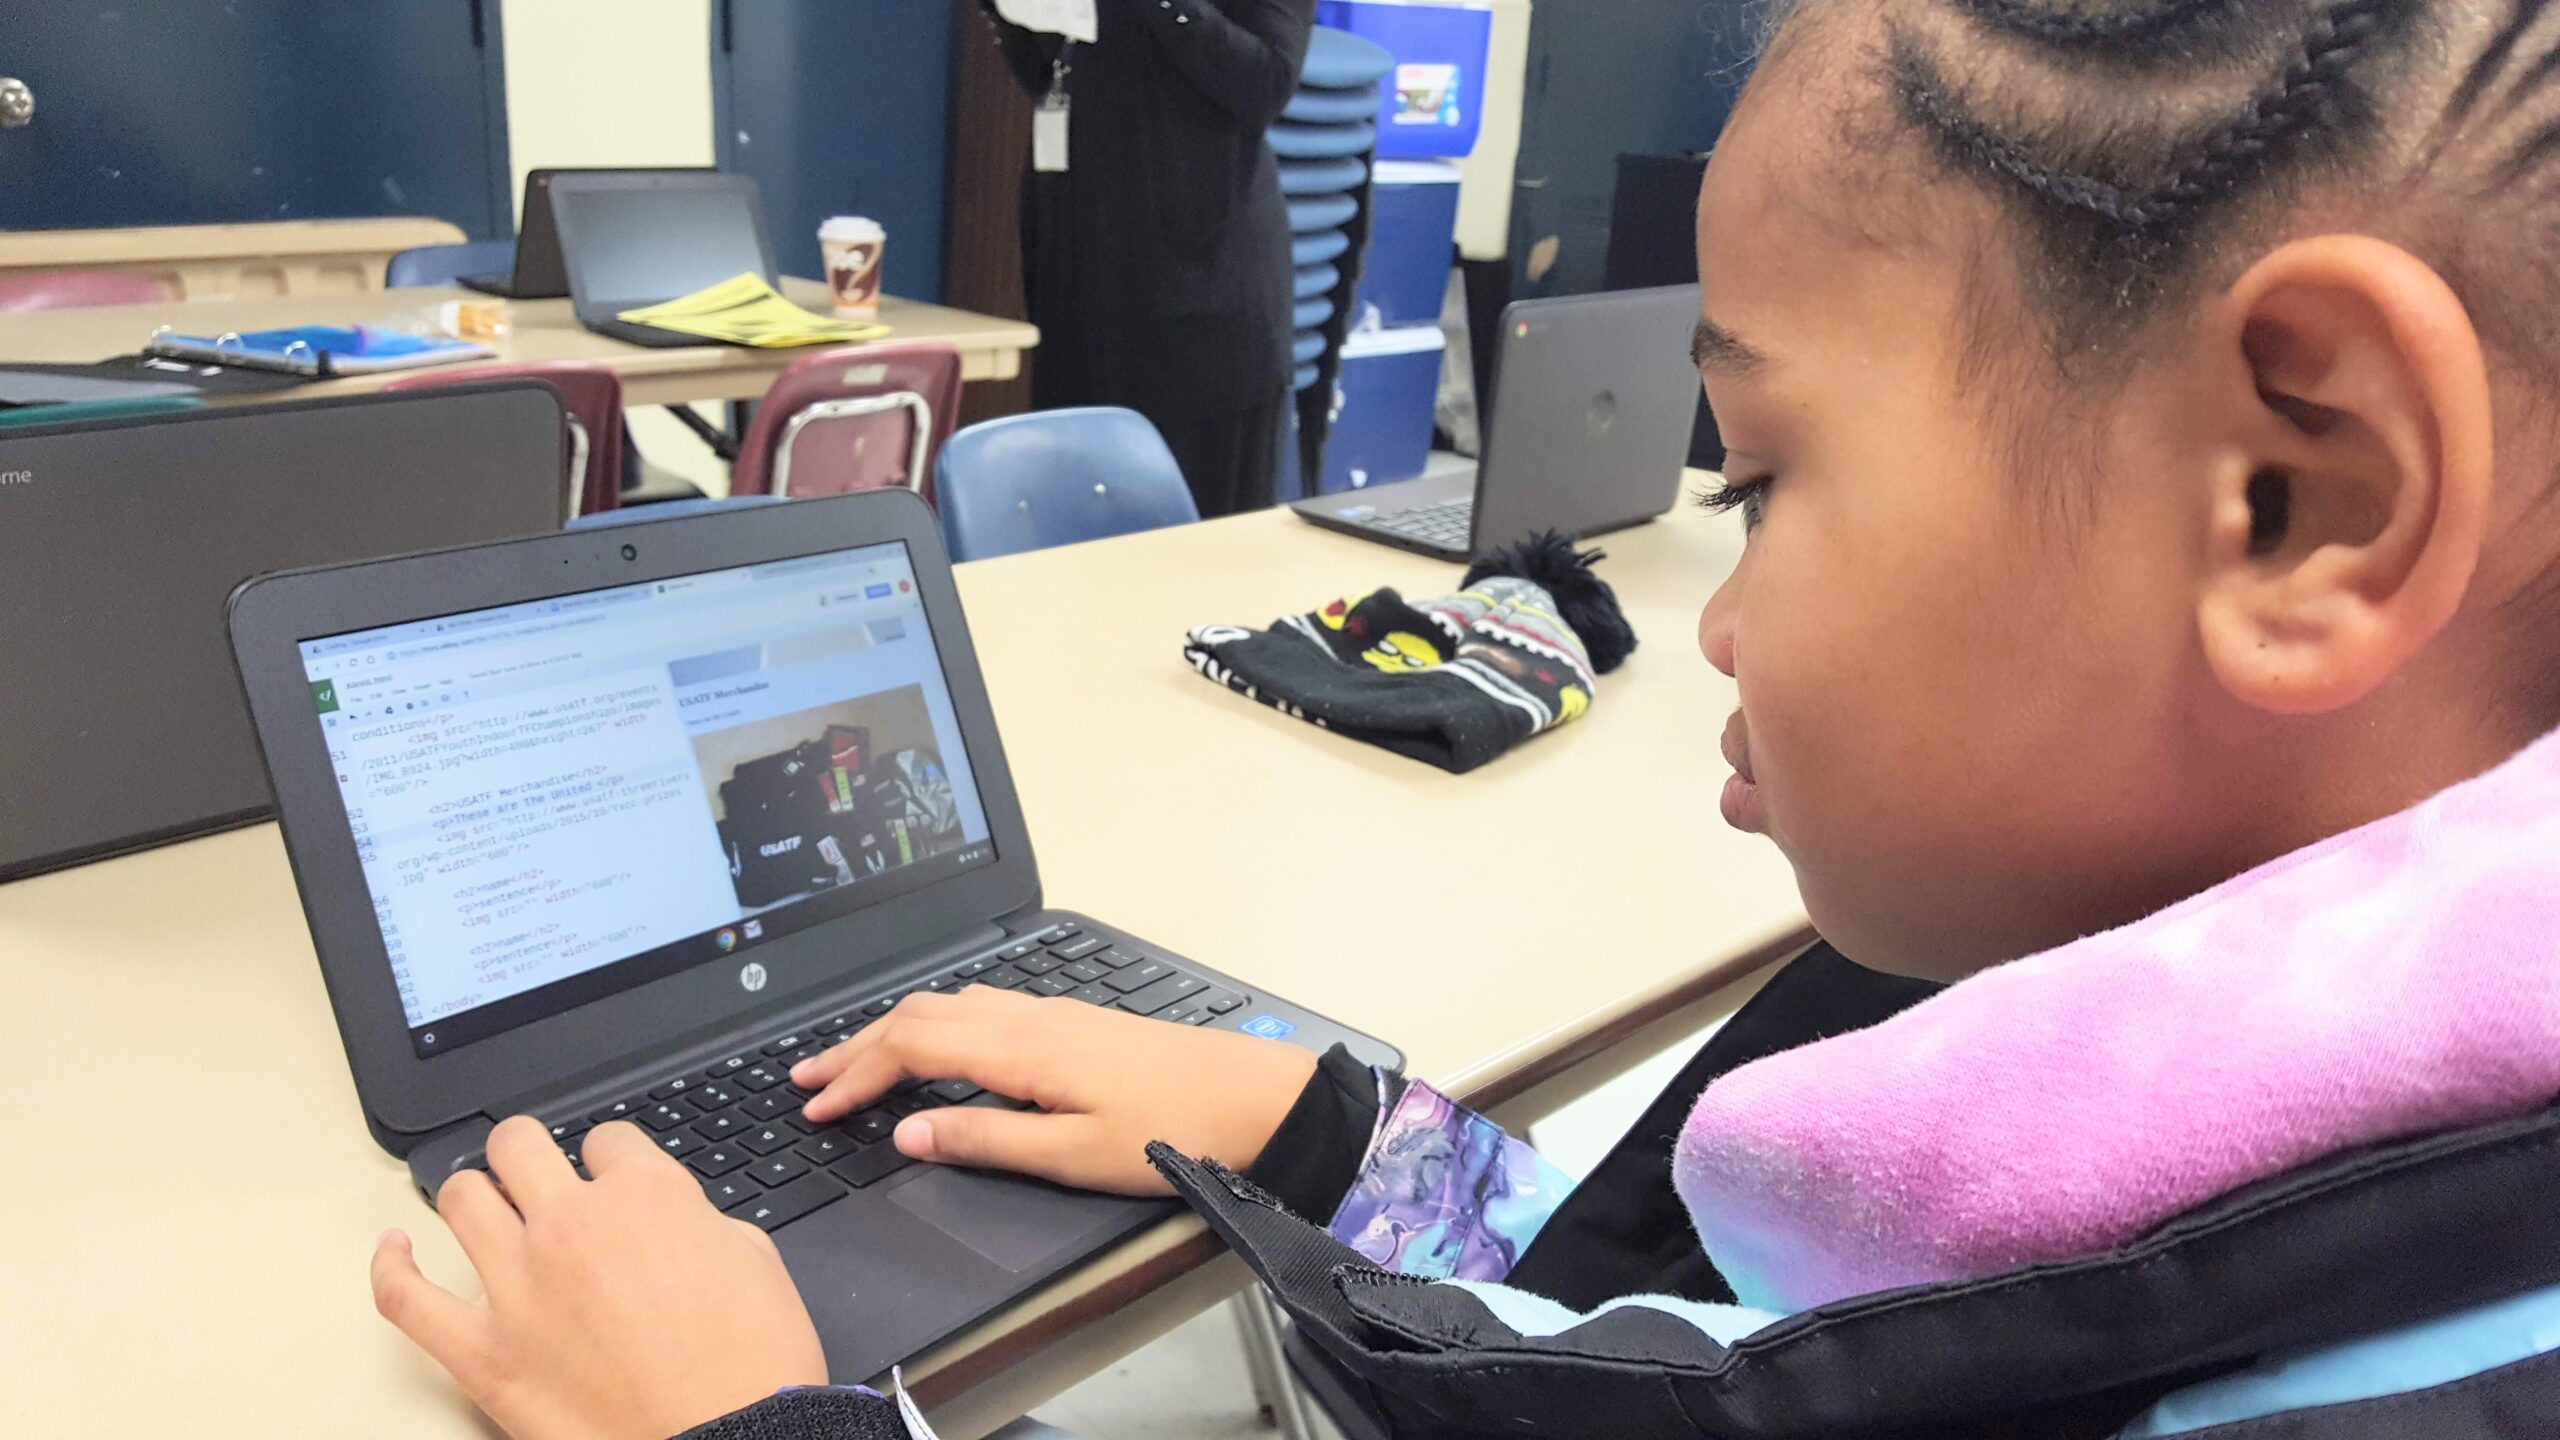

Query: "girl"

xmin=368 ymin=1 xmax=2560 ymax=1435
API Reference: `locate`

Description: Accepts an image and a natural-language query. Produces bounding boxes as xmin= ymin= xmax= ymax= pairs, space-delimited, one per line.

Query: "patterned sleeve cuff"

xmin=1324 ymin=1073 xmax=1577 ymax=1282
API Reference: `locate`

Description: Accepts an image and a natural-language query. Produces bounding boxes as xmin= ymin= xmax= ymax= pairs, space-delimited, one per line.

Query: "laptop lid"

xmin=1470 ymin=285 xmax=1704 ymax=549
xmin=548 ymin=170 xmax=778 ymax=323
xmin=507 ymin=166 xmax=716 ymax=297
xmin=228 ymin=491 xmax=1037 ymax=1145
xmin=0 ymin=387 xmax=569 ymax=884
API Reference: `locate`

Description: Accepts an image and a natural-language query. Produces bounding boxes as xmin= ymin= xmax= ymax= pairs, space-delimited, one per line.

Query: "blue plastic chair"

xmin=935 ymin=408 xmax=1200 ymax=562
xmin=384 ymin=240 xmax=516 ymax=289
xmin=564 ymin=494 xmax=786 ymax=531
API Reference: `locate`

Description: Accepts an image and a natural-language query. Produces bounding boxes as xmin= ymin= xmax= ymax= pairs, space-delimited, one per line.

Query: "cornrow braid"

xmin=1951 ymin=0 xmax=2244 ymax=49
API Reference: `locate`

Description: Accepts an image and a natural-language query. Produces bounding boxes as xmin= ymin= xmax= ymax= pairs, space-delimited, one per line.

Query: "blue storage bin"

xmin=1319 ymin=324 xmax=1443 ymax=494
xmin=1354 ymin=159 xmax=1462 ymax=329
xmin=1312 ymin=0 xmax=1494 ymax=160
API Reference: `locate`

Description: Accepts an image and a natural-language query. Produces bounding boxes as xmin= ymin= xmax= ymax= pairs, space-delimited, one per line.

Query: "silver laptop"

xmin=1294 ymin=285 xmax=1702 ymax=559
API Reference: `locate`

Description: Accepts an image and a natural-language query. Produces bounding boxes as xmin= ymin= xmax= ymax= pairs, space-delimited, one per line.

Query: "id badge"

xmin=1033 ymin=93 xmax=1070 ymax=173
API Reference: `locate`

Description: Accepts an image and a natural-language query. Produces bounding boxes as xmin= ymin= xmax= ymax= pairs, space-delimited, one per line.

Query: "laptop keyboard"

xmin=452 ymin=923 xmax=1248 ymax=1234
xmin=1371 ymin=497 xmax=1474 ymax=549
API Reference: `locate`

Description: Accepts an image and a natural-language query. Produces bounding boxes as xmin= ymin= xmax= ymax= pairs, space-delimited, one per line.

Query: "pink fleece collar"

xmin=1674 ymin=726 xmax=2560 ymax=1313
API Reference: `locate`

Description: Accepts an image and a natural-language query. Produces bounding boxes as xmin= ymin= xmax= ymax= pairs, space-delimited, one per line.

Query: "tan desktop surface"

xmin=0 ymin=493 xmax=1807 ymax=1438
xmin=0 ymin=277 xmax=1037 ymax=408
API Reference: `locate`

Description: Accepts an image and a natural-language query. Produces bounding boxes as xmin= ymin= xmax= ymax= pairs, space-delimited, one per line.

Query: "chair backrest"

xmin=0 ymin=269 xmax=164 ymax=314
xmin=0 ymin=395 xmax=205 ymax=430
xmin=935 ymin=407 xmax=1202 ymax=562
xmin=384 ymin=362 xmax=624 ymax=518
xmin=730 ymin=342 xmax=964 ymax=503
xmin=384 ymin=240 xmax=517 ymax=290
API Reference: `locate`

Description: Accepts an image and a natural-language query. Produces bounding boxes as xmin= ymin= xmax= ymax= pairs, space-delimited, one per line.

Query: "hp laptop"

xmin=0 ymin=387 xmax=569 ymax=883
xmin=458 ymin=167 xmax=714 ymax=299
xmin=226 ymin=490 xmax=1400 ymax=1384
xmin=1294 ymin=285 xmax=1703 ymax=559
xmin=548 ymin=170 xmax=780 ymax=349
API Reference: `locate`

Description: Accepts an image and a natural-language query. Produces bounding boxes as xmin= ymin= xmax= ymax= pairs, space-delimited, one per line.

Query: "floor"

xmin=1028 ymin=1022 xmax=1721 ymax=1437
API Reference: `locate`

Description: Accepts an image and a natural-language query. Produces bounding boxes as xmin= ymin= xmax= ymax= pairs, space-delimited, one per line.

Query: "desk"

xmin=0 ymin=496 xmax=1808 ymax=1439
xmin=0 ymin=278 xmax=1040 ymax=408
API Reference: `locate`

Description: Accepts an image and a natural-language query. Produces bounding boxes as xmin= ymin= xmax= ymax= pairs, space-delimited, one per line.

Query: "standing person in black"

xmin=977 ymin=0 xmax=1313 ymax=519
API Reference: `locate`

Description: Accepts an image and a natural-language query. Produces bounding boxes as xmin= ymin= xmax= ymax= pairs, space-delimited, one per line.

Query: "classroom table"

xmin=0 ymin=277 xmax=1040 ymax=408
xmin=0 ymin=494 xmax=1811 ymax=1439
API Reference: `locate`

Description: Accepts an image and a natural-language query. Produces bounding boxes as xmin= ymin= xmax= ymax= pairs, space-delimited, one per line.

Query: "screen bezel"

xmin=548 ymin=170 xmax=778 ymax=317
xmin=229 ymin=491 xmax=1039 ymax=1142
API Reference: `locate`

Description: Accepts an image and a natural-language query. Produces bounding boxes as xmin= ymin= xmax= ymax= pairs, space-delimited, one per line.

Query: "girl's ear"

xmin=2194 ymin=235 xmax=2496 ymax=715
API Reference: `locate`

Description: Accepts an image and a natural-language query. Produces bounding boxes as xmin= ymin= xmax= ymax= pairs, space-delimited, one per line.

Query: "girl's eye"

xmin=1697 ymin=474 xmax=1774 ymax=533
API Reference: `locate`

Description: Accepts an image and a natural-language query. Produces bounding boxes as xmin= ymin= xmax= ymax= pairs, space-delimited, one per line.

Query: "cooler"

xmin=1311 ymin=0 xmax=1495 ymax=160
xmin=1354 ymin=159 xmax=1463 ymax=329
xmin=1318 ymin=324 xmax=1444 ymax=495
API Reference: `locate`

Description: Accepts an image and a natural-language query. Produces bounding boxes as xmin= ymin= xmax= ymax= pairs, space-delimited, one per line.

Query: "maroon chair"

xmin=386 ymin=361 xmax=625 ymax=520
xmin=729 ymin=341 xmax=964 ymax=503
xmin=0 ymin=269 xmax=164 ymax=314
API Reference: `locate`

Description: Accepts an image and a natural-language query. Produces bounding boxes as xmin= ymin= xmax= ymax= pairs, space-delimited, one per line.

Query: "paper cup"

xmin=820 ymin=216 xmax=887 ymax=319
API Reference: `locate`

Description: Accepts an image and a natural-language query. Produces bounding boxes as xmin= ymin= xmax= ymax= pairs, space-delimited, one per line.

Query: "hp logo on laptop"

xmin=738 ymin=962 xmax=768 ymax=993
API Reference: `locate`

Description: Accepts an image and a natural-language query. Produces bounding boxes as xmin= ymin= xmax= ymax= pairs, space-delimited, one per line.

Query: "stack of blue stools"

xmin=1277 ymin=26 xmax=1394 ymax=398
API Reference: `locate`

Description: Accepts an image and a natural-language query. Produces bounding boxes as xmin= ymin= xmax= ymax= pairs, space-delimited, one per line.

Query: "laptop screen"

xmin=297 ymin=543 xmax=998 ymax=1057
xmin=556 ymin=181 xmax=771 ymax=304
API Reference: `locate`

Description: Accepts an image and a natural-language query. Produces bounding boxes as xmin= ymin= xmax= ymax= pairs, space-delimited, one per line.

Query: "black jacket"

xmin=981 ymin=0 xmax=1310 ymax=415
xmin=1177 ymin=944 xmax=2560 ymax=1439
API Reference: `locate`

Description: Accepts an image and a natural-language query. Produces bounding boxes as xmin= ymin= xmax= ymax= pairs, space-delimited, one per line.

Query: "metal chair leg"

xmin=1231 ymin=1287 xmax=1321 ymax=1440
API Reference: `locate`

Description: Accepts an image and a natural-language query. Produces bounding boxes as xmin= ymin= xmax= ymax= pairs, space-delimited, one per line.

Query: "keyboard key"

xmin=863 ymin=995 xmax=901 ymax=1016
xmin=639 ymin=1104 xmax=691 ymax=1133
xmin=1066 ymin=983 xmax=1119 ymax=1007
xmin=954 ymin=957 xmax=995 ymax=978
xmin=760 ymin=1033 xmax=808 ymax=1056
xmin=743 ymin=1092 xmax=797 ymax=1121
xmin=649 ymin=1076 xmax=699 ymax=1101
xmin=1034 ymin=924 xmax=1080 ymax=945
xmin=686 ymin=1083 xmax=741 ymax=1114
xmin=735 ymin=1172 xmax=844 ymax=1231
xmin=1204 ymin=992 xmax=1246 ymax=1014
xmin=1061 ymin=960 xmax=1107 ymax=985
xmin=587 ymin=1096 xmax=645 ymax=1125
xmin=1050 ymin=935 xmax=1107 ymax=961
xmin=796 ymin=1132 xmax=859 ymax=1166
xmin=657 ymin=1131 xmax=699 ymax=1160
xmin=1184 ymin=1010 xmax=1216 ymax=1025
xmin=1117 ymin=972 xmax=1207 ymax=1017
xmin=1026 ymin=973 xmax=1074 ymax=998
xmin=884 ymin=1093 xmax=931 ymax=1118
xmin=840 ymin=1110 xmax=895 ymax=1145
xmin=831 ymin=1142 xmax=916 ymax=1189
xmin=1158 ymin=1002 xmax=1206 ymax=1026
xmin=779 ymin=1110 xmax=817 ymax=1134
xmin=1015 ymin=953 xmax=1063 ymax=977
xmin=971 ymin=964 xmax=1026 ymax=991
xmin=735 ymin=1064 xmax=787 ymax=1092
xmin=926 ymin=972 xmax=961 ymax=991
xmin=547 ymin=1116 xmax=593 ymax=1145
xmin=815 ymin=1012 xmax=862 ymax=1036
xmin=687 ymin=1144 xmax=750 ymax=1177
xmin=749 ymin=1151 xmax=813 ymax=1186
xmin=692 ymin=1112 xmax=747 ymax=1142
xmin=703 ymin=1174 xmax=763 ymax=1208
xmin=706 ymin=1055 xmax=751 ymax=1078
xmin=783 ymin=1044 xmax=822 ymax=1066
xmin=1104 ymin=959 xmax=1171 ymax=993
xmin=741 ymin=1125 xmax=798 ymax=1156
xmin=1097 ymin=946 xmax=1146 ymax=969
xmin=925 ymin=1078 xmax=983 ymax=1104
xmin=999 ymin=940 xmax=1041 ymax=961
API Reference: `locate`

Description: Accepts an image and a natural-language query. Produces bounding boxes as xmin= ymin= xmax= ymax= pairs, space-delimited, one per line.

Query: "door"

xmin=0 ymin=0 xmax=512 ymax=236
xmin=711 ymin=0 xmax=952 ymax=302
xmin=1506 ymin=0 xmax=1758 ymax=298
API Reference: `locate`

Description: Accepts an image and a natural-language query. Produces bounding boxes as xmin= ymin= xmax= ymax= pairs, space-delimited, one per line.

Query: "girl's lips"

xmin=1719 ymin=710 xmax=1765 ymax=833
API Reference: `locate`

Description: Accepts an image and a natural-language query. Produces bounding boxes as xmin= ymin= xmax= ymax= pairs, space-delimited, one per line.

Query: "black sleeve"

xmin=1112 ymin=0 xmax=1315 ymax=129
xmin=972 ymin=0 xmax=1066 ymax=98
xmin=1243 ymin=1042 xmax=1399 ymax=1221
xmin=671 ymin=1386 xmax=908 ymax=1439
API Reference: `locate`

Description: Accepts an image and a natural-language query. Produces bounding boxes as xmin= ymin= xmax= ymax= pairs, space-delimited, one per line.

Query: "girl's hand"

xmin=793 ymin=985 xmax=1319 ymax=1195
xmin=370 ymin=1117 xmax=826 ymax=1440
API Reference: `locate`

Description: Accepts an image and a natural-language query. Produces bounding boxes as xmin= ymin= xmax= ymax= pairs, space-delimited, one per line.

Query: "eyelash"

xmin=1696 ymin=474 xmax=1774 ymax=532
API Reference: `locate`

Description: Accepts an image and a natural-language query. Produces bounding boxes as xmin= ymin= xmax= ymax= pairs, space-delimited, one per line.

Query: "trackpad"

xmin=889 ymin=1167 xmax=1126 ymax=1273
